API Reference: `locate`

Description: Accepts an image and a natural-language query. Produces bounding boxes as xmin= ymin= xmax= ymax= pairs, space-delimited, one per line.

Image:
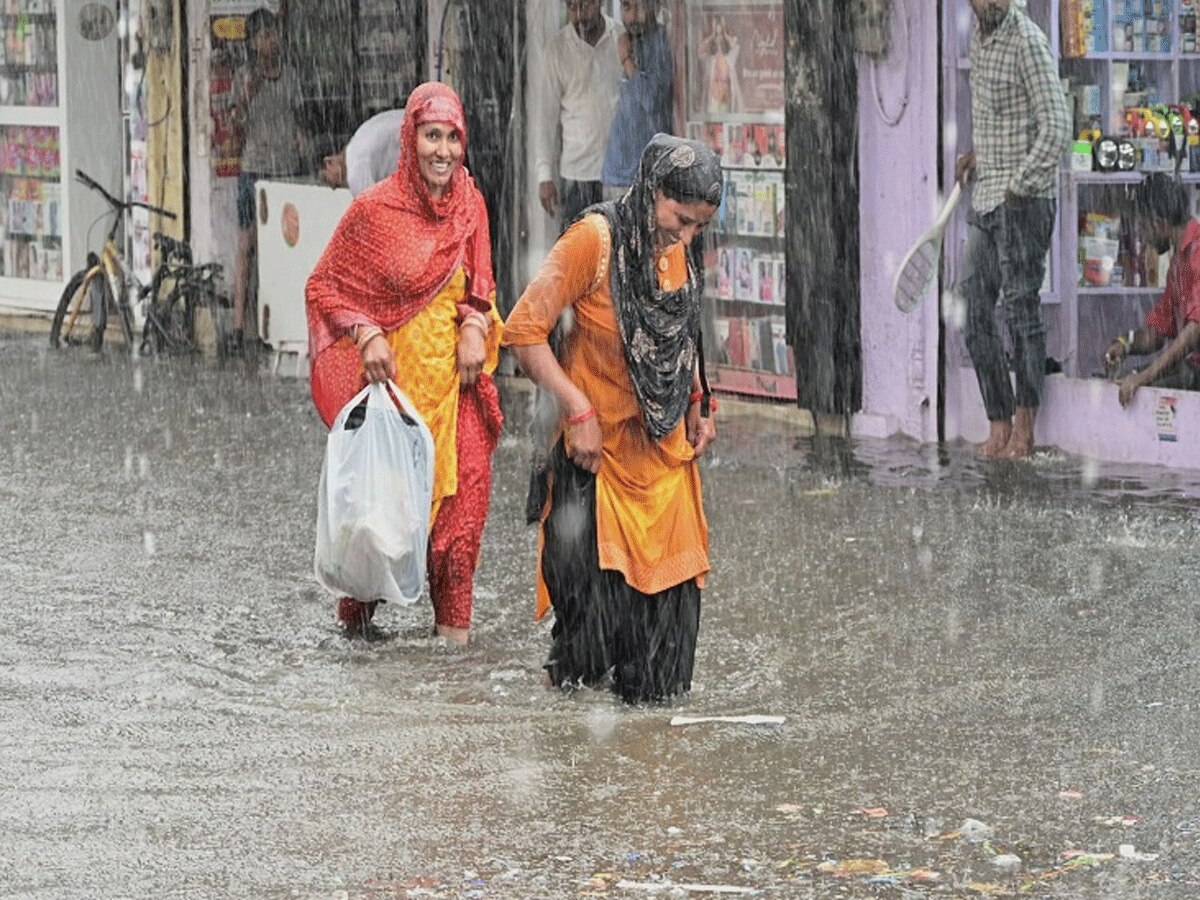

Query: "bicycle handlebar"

xmin=75 ymin=169 xmax=176 ymax=220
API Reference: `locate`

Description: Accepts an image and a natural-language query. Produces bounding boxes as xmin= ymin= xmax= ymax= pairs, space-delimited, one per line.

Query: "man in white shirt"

xmin=536 ymin=0 xmax=623 ymax=228
xmin=320 ymin=108 xmax=405 ymax=196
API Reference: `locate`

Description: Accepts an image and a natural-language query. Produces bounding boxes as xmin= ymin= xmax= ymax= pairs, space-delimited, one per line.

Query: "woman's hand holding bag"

xmin=314 ymin=381 xmax=435 ymax=605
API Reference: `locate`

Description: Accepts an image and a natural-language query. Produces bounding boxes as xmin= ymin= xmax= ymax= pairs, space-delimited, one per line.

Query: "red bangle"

xmin=567 ymin=407 xmax=596 ymax=426
xmin=689 ymin=390 xmax=718 ymax=414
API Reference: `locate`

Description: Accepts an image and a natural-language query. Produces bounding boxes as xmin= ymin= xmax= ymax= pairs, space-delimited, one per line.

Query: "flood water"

xmin=2 ymin=331 xmax=1199 ymax=898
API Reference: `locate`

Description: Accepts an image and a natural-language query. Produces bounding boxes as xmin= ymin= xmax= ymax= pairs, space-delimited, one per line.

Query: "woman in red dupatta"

xmin=305 ymin=82 xmax=503 ymax=644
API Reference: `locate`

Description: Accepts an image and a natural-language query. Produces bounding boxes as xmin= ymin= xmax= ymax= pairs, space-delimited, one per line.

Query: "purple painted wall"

xmin=854 ymin=0 xmax=941 ymax=441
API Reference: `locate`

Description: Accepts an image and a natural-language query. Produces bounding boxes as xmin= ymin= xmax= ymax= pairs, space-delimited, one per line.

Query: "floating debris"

xmin=613 ymin=880 xmax=759 ymax=895
xmin=815 ymin=858 xmax=889 ymax=877
xmin=990 ymin=853 xmax=1022 ymax=873
xmin=1118 ymin=844 xmax=1159 ymax=862
xmin=669 ymin=714 xmax=785 ymax=726
xmin=1093 ymin=814 xmax=1141 ymax=827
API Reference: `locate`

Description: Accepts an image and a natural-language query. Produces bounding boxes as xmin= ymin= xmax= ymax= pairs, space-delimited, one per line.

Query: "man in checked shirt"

xmin=955 ymin=0 xmax=1071 ymax=458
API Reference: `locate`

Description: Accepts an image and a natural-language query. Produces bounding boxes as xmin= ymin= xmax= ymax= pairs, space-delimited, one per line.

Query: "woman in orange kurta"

xmin=504 ymin=135 xmax=723 ymax=703
xmin=305 ymin=83 xmax=503 ymax=644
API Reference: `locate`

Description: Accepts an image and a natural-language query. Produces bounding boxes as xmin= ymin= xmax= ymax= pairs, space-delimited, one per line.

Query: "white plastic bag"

xmin=314 ymin=381 xmax=435 ymax=604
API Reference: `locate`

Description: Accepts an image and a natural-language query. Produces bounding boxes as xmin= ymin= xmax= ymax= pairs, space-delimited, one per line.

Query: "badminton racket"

xmin=893 ymin=182 xmax=962 ymax=314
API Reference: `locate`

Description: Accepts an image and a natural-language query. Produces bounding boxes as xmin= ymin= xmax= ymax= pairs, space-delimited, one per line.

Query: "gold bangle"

xmin=356 ymin=325 xmax=383 ymax=352
xmin=460 ymin=311 xmax=490 ymax=335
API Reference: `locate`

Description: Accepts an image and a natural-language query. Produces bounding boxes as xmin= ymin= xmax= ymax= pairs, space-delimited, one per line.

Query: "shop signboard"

xmin=688 ymin=0 xmax=785 ymax=119
xmin=210 ymin=0 xmax=277 ymax=13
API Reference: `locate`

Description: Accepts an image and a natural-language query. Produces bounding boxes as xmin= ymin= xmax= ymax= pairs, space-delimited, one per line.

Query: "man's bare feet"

xmin=998 ymin=406 xmax=1036 ymax=459
xmin=436 ymin=624 xmax=470 ymax=646
xmin=977 ymin=420 xmax=1012 ymax=457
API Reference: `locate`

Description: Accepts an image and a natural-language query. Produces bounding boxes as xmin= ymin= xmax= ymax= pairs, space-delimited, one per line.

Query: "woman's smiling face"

xmin=415 ymin=122 xmax=463 ymax=197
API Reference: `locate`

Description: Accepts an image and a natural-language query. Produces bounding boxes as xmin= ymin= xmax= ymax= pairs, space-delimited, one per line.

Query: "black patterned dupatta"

xmin=590 ymin=134 xmax=724 ymax=441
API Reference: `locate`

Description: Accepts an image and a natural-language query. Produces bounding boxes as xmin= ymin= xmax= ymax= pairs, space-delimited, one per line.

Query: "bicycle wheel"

xmin=50 ymin=266 xmax=111 ymax=351
xmin=143 ymin=284 xmax=190 ymax=355
xmin=114 ymin=289 xmax=135 ymax=350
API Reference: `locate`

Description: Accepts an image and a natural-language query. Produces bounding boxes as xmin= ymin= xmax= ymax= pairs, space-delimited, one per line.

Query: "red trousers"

xmin=427 ymin=378 xmax=500 ymax=628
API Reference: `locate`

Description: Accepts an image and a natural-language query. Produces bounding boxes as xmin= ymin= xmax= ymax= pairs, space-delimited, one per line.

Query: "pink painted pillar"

xmin=854 ymin=1 xmax=942 ymax=442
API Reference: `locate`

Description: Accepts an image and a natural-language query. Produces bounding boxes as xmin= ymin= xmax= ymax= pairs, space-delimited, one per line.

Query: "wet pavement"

xmin=2 ymin=330 xmax=1200 ymax=898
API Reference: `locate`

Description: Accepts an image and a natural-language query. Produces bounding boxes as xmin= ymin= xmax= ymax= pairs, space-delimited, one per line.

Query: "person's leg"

xmin=558 ymin=179 xmax=602 ymax=230
xmin=960 ymin=207 xmax=1013 ymax=454
xmin=610 ymin=576 xmax=702 ymax=704
xmin=541 ymin=442 xmax=614 ymax=689
xmin=427 ymin=383 xmax=498 ymax=644
xmin=996 ymin=198 xmax=1055 ymax=459
xmin=232 ymin=172 xmax=258 ymax=347
xmin=234 ymin=228 xmax=253 ymax=334
xmin=337 ymin=597 xmax=378 ymax=636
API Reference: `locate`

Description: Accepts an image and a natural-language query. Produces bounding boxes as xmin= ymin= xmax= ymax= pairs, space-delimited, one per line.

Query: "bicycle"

xmin=139 ymin=233 xmax=231 ymax=358
xmin=49 ymin=169 xmax=176 ymax=351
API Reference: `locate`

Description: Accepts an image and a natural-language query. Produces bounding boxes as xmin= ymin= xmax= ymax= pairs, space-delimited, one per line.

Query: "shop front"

xmin=0 ymin=0 xmax=126 ymax=316
xmin=853 ymin=0 xmax=1200 ymax=471
xmin=936 ymin=0 xmax=1200 ymax=469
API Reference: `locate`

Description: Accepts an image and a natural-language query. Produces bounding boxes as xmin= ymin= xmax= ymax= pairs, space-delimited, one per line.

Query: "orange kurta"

xmin=502 ymin=214 xmax=709 ymax=619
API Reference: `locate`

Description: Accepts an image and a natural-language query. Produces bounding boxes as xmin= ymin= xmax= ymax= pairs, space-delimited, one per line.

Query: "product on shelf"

xmin=1113 ymin=0 xmax=1172 ymax=54
xmin=713 ymin=314 xmax=790 ymax=374
xmin=1060 ymin=0 xmax=1109 ymax=57
xmin=1080 ymin=211 xmax=1121 ymax=287
xmin=687 ymin=105 xmax=788 ymax=386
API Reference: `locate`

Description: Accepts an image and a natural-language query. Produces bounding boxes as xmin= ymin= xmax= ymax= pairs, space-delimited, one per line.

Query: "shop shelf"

xmin=1077 ymin=285 xmax=1163 ymax=296
xmin=709 ymin=365 xmax=796 ymax=401
xmin=705 ymin=294 xmax=785 ymax=308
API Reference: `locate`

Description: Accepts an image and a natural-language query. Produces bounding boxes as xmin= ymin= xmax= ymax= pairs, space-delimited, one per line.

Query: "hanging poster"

xmin=130 ymin=140 xmax=151 ymax=280
xmin=688 ymin=0 xmax=784 ymax=118
xmin=1155 ymin=394 xmax=1178 ymax=442
xmin=209 ymin=15 xmax=249 ymax=177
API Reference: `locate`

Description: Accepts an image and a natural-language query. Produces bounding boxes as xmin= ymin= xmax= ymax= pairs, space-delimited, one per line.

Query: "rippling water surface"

xmin=2 ymin=333 xmax=1199 ymax=898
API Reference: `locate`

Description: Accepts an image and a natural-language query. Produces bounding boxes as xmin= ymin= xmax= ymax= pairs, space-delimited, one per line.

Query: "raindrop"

xmin=133 ymin=367 xmax=144 ymax=394
xmin=138 ymin=454 xmax=149 ymax=480
xmin=163 ymin=428 xmax=173 ymax=451
xmin=143 ymin=531 xmax=157 ymax=556
xmin=584 ymin=706 xmax=617 ymax=742
xmin=945 ymin=605 xmax=962 ymax=645
xmin=943 ymin=120 xmax=959 ymax=152
xmin=123 ymin=446 xmax=133 ymax=479
xmin=941 ymin=291 xmax=966 ymax=330
xmin=917 ymin=546 xmax=934 ymax=576
xmin=1080 ymin=457 xmax=1099 ymax=488
xmin=1090 ymin=681 xmax=1104 ymax=715
xmin=29 ymin=410 xmax=38 ymax=434
xmin=911 ymin=524 xmax=924 ymax=542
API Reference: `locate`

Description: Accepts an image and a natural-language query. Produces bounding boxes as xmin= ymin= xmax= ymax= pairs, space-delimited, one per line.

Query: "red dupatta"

xmin=305 ymin=82 xmax=495 ymax=426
